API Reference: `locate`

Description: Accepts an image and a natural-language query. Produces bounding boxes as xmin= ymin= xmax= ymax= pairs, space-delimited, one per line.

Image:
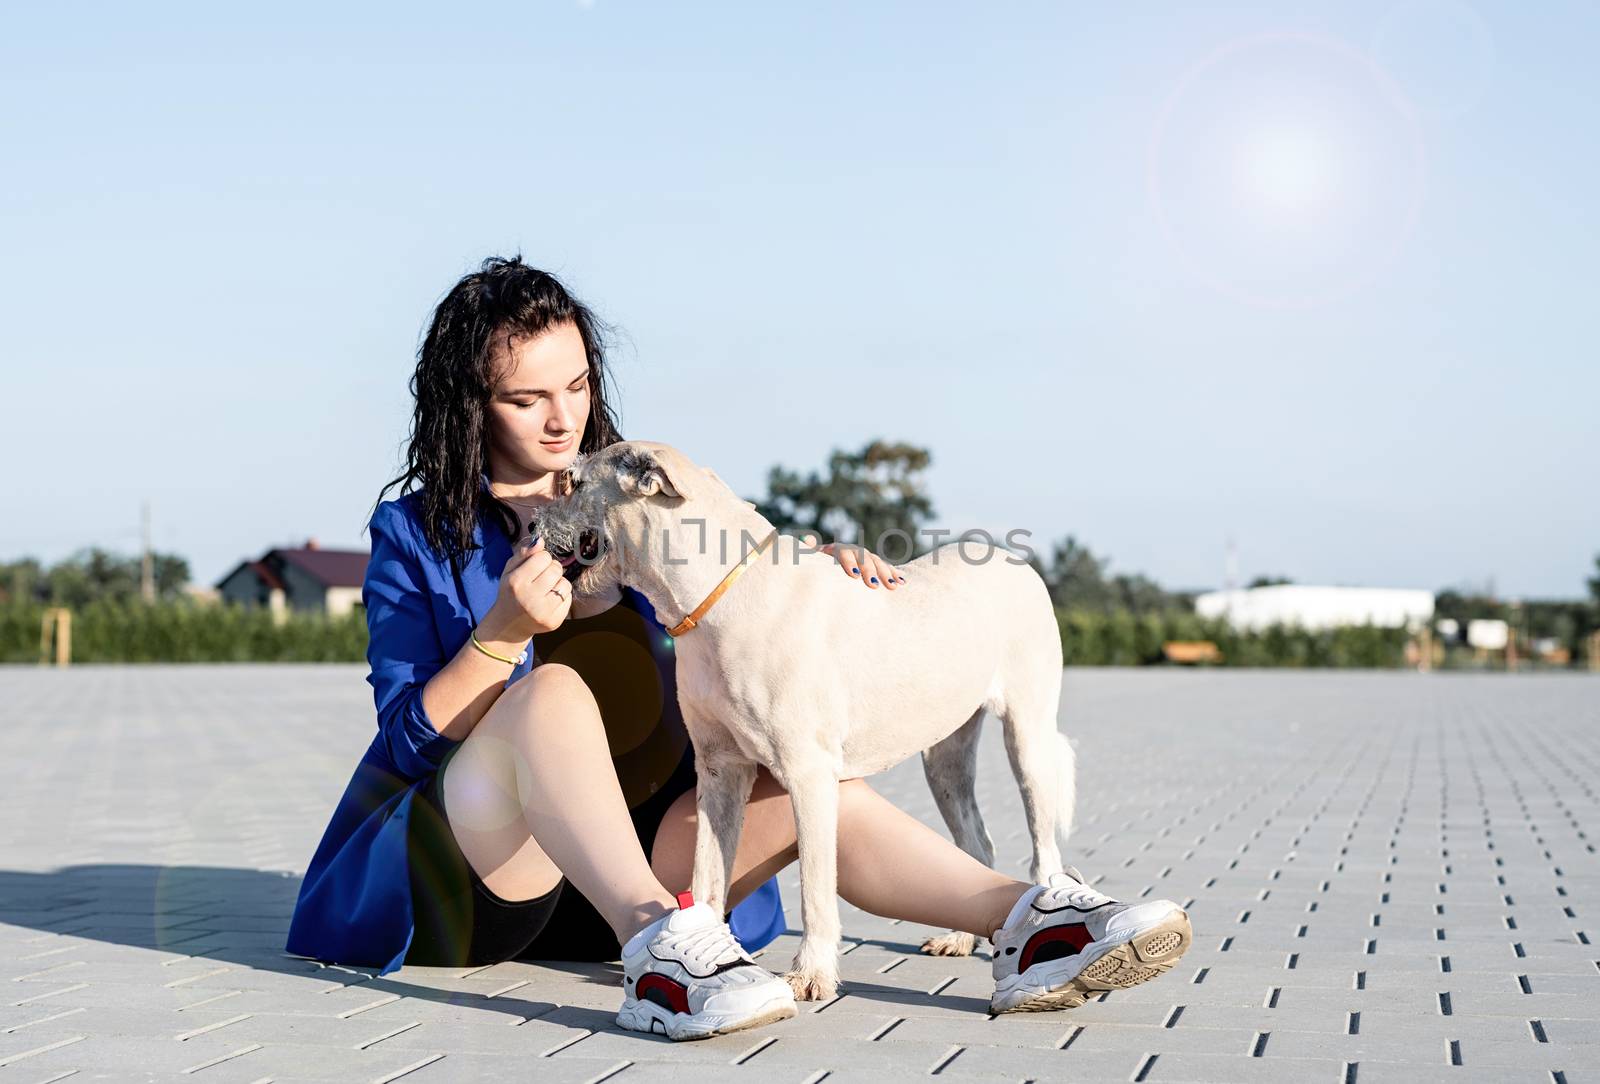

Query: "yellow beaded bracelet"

xmin=471 ymin=630 xmax=528 ymax=666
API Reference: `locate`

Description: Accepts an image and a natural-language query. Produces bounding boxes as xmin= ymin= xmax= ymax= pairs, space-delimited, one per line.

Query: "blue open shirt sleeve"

xmin=363 ymin=501 xmax=460 ymax=779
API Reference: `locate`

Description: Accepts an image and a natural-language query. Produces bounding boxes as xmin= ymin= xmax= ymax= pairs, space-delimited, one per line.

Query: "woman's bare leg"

xmin=439 ymin=662 xmax=674 ymax=942
xmin=651 ymin=771 xmax=1031 ymax=942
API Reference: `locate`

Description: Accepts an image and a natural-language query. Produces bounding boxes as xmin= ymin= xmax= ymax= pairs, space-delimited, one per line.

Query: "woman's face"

xmin=485 ymin=320 xmax=591 ymax=480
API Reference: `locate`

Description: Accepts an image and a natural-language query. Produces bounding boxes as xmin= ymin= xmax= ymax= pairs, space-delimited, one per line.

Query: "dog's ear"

xmin=617 ymin=448 xmax=687 ymax=500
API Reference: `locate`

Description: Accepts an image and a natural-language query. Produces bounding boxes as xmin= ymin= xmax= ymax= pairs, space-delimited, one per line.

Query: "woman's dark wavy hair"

xmin=372 ymin=256 xmax=624 ymax=575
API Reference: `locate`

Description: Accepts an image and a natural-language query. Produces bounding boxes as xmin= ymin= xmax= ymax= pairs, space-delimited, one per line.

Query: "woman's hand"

xmin=480 ymin=537 xmax=574 ymax=642
xmin=802 ymin=533 xmax=907 ymax=591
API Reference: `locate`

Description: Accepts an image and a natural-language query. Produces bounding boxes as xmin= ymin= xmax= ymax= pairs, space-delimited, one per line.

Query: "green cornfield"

xmin=1 ymin=601 xmax=367 ymax=663
xmin=1055 ymin=608 xmax=1410 ymax=668
xmin=2 ymin=600 xmax=1413 ymax=668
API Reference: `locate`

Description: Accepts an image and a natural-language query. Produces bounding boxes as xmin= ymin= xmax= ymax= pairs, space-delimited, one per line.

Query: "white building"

xmin=1194 ymin=584 xmax=1435 ymax=632
xmin=1466 ymin=619 xmax=1510 ymax=650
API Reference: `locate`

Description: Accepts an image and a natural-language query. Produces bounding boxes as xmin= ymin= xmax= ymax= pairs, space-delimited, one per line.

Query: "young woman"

xmin=285 ymin=257 xmax=1191 ymax=1041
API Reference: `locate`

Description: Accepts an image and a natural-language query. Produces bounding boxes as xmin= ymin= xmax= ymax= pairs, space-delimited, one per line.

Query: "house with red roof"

xmin=215 ymin=539 xmax=368 ymax=620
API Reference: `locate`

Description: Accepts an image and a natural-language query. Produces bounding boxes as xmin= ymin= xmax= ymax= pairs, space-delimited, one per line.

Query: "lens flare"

xmin=1147 ymin=31 xmax=1427 ymax=308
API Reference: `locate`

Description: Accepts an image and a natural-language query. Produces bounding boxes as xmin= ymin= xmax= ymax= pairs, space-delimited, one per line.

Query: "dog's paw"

xmin=782 ymin=968 xmax=839 ymax=1002
xmin=919 ymin=930 xmax=977 ymax=957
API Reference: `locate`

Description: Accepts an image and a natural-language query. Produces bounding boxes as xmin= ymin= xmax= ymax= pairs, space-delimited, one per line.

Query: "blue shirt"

xmin=284 ymin=482 xmax=785 ymax=974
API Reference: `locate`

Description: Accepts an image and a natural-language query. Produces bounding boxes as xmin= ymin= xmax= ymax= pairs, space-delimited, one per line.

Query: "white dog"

xmin=531 ymin=440 xmax=1075 ymax=1001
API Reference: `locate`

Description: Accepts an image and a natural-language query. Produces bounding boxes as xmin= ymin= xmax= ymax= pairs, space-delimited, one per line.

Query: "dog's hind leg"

xmin=995 ymin=668 xmax=1067 ymax=886
xmin=918 ymin=707 xmax=994 ymax=957
xmin=1053 ymin=728 xmax=1078 ymax=849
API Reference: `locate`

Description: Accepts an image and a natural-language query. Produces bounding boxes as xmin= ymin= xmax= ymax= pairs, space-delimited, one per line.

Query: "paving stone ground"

xmin=1 ymin=665 xmax=1597 ymax=1083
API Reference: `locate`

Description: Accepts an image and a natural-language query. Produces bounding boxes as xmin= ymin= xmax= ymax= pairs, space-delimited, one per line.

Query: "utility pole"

xmin=140 ymin=500 xmax=155 ymax=603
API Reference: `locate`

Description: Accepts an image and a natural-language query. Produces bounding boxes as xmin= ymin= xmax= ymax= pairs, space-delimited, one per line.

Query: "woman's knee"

xmin=514 ymin=661 xmax=591 ymax=700
xmin=492 ymin=663 xmax=601 ymax=734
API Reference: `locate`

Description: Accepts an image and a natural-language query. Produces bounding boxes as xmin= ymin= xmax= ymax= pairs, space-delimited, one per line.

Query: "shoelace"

xmin=666 ymin=921 xmax=751 ymax=972
xmin=1046 ymin=870 xmax=1113 ymax=911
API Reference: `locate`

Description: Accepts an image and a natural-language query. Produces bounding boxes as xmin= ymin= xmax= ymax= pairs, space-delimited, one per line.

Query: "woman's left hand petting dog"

xmin=801 ymin=532 xmax=909 ymax=591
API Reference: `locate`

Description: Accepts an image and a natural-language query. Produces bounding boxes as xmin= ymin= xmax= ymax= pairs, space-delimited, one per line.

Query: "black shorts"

xmin=404 ymin=745 xmax=699 ymax=967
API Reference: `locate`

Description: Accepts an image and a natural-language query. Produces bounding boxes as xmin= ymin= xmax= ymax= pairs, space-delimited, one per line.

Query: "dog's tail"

xmin=1055 ymin=729 xmax=1078 ymax=847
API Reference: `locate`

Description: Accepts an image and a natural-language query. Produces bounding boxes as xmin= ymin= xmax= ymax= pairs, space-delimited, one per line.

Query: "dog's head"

xmin=528 ymin=440 xmax=751 ymax=597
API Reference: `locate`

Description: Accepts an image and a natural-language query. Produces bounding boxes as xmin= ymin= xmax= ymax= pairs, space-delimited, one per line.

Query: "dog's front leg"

xmin=782 ymin=766 xmax=842 ymax=1001
xmin=690 ymin=755 xmax=756 ymax=917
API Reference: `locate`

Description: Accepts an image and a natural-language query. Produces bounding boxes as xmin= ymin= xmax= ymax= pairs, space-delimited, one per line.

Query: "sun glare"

xmin=1240 ymin=128 xmax=1341 ymax=215
xmin=1148 ymin=32 xmax=1425 ymax=306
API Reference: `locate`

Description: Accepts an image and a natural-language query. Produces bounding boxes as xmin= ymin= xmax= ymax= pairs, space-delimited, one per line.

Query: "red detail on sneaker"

xmin=636 ymin=972 xmax=690 ymax=1014
xmin=675 ymin=890 xmax=695 ymax=910
xmin=1018 ymin=922 xmax=1095 ymax=973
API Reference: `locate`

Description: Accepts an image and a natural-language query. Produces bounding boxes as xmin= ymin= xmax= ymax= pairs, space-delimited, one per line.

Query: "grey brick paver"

xmin=1134 ymin=1051 xmax=1391 ymax=1082
xmin=398 ymin=1052 xmax=648 ymax=1083
xmin=866 ymin=1014 xmax=1074 ymax=1049
xmin=2 ymin=665 xmax=1597 ymax=1080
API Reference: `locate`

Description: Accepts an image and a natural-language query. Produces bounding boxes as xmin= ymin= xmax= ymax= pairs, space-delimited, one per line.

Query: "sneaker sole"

xmin=617 ymin=994 xmax=798 ymax=1041
xmin=992 ymin=907 xmax=1193 ymax=1014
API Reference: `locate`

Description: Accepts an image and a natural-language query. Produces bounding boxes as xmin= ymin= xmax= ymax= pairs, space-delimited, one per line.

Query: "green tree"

xmin=1111 ymin=572 xmax=1174 ymax=612
xmin=1042 ymin=536 xmax=1112 ymax=611
xmin=1039 ymin=537 xmax=1190 ymax=615
xmin=25 ymin=547 xmax=191 ymax=608
xmin=0 ymin=558 xmax=43 ymax=605
xmin=754 ymin=439 xmax=935 ymax=558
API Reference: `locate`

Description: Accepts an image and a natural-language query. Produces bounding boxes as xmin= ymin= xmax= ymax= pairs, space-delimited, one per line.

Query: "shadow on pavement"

xmin=0 ymin=862 xmax=620 ymax=1030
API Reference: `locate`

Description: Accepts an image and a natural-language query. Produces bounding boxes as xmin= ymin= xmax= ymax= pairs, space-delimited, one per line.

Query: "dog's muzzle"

xmin=552 ymin=528 xmax=606 ymax=582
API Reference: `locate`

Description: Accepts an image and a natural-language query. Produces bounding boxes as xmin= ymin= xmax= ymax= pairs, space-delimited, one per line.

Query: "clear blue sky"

xmin=3 ymin=1 xmax=1595 ymax=599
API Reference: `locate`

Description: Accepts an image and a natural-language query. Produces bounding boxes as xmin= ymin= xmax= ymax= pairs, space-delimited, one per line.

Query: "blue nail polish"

xmin=851 ymin=567 xmax=860 ymax=574
xmin=897 ymin=576 xmax=905 ymax=582
xmin=870 ymin=576 xmax=879 ymax=584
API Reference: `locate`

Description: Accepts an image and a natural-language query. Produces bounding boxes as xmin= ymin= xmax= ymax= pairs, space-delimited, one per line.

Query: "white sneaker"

xmin=616 ymin=890 xmax=797 ymax=1040
xmin=990 ymin=865 xmax=1192 ymax=1013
